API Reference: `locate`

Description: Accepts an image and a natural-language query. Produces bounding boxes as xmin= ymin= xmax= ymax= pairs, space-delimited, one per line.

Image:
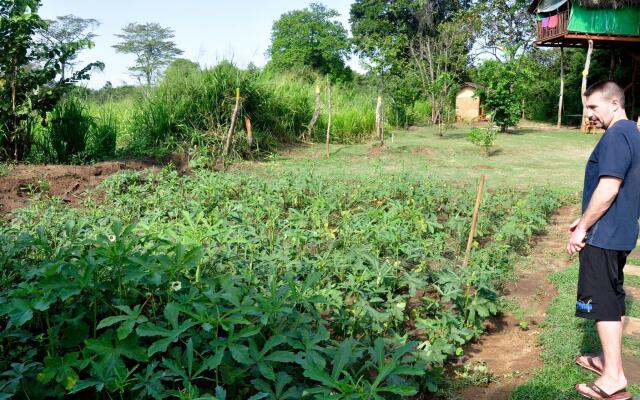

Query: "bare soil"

xmin=458 ymin=204 xmax=579 ymax=399
xmin=0 ymin=157 xmax=189 ymax=217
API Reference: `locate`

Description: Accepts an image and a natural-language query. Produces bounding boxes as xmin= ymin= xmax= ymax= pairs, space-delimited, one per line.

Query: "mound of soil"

xmin=0 ymin=159 xmax=182 ymax=217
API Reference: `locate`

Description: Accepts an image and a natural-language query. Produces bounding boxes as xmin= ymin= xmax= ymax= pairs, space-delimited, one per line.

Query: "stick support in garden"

xmin=306 ymin=85 xmax=321 ymax=142
xmin=245 ymin=116 xmax=253 ymax=148
xmin=375 ymin=95 xmax=383 ymax=146
xmin=326 ymin=82 xmax=332 ymax=158
xmin=224 ymin=87 xmax=241 ymax=157
xmin=463 ymin=175 xmax=486 ymax=268
xmin=581 ymin=40 xmax=594 ymax=132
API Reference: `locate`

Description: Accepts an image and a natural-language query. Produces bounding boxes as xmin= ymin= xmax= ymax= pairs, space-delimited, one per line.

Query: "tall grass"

xmin=49 ymin=96 xmax=92 ymax=163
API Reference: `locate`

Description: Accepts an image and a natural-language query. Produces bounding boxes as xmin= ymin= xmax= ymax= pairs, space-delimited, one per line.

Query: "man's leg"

xmin=596 ymin=320 xmax=626 ymax=388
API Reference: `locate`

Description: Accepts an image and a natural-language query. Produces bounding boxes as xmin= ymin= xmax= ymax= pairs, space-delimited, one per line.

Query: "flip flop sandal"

xmin=575 ymin=382 xmax=633 ymax=399
xmin=576 ymin=355 xmax=603 ymax=376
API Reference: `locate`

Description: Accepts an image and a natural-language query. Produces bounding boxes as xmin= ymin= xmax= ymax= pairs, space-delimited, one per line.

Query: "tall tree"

xmin=112 ymin=22 xmax=183 ymax=86
xmin=267 ymin=3 xmax=351 ymax=81
xmin=350 ymin=0 xmax=470 ymax=84
xmin=40 ymin=15 xmax=99 ymax=80
xmin=0 ymin=0 xmax=102 ymax=160
xmin=410 ymin=11 xmax=478 ymax=123
xmin=473 ymin=0 xmax=535 ymax=62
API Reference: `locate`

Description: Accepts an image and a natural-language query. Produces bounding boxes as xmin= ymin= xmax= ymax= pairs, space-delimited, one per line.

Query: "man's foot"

xmin=576 ymin=375 xmax=629 ymax=399
xmin=576 ymin=353 xmax=604 ymax=375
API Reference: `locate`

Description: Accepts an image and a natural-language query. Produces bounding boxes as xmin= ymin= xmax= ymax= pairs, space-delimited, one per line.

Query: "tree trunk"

xmin=11 ymin=57 xmax=18 ymax=161
xmin=609 ymin=51 xmax=616 ymax=80
xmin=306 ymin=85 xmax=321 ymax=142
xmin=581 ymin=40 xmax=594 ymax=132
xmin=557 ymin=47 xmax=564 ymax=129
xmin=326 ymin=83 xmax=332 ymax=158
xmin=223 ymin=88 xmax=241 ymax=157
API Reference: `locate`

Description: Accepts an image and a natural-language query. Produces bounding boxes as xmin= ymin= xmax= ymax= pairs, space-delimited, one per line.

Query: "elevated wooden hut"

xmin=528 ymin=0 xmax=640 ymax=129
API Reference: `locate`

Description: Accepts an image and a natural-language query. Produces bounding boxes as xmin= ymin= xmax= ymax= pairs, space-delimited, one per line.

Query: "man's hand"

xmin=567 ymin=218 xmax=587 ymax=255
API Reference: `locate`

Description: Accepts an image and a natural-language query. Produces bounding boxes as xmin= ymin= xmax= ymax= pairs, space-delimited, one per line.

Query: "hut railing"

xmin=536 ymin=10 xmax=569 ymax=40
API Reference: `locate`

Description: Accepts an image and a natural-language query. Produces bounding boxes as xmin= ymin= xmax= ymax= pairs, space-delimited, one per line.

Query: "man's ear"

xmin=611 ymin=97 xmax=621 ymax=112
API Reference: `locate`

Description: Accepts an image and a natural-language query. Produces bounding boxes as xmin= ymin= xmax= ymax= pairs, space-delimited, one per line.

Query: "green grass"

xmin=511 ymin=264 xmax=640 ymax=399
xmin=240 ymin=124 xmax=599 ymax=195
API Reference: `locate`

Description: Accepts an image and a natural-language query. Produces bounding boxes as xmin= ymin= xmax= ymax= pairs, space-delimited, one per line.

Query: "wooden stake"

xmin=375 ymin=95 xmax=383 ymax=146
xmin=463 ymin=175 xmax=486 ymax=268
xmin=326 ymin=82 xmax=332 ymax=158
xmin=245 ymin=116 xmax=253 ymax=148
xmin=557 ymin=47 xmax=564 ymax=129
xmin=306 ymin=85 xmax=321 ymax=142
xmin=224 ymin=88 xmax=241 ymax=156
xmin=581 ymin=40 xmax=594 ymax=132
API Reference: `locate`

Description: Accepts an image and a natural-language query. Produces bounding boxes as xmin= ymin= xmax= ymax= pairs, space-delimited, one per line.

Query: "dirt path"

xmin=458 ymin=204 xmax=580 ymax=399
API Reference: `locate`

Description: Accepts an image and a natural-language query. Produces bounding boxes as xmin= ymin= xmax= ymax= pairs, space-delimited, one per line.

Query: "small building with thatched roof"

xmin=455 ymin=83 xmax=484 ymax=122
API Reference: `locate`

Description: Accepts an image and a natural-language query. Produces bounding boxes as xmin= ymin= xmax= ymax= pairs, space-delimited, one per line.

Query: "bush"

xmin=467 ymin=127 xmax=497 ymax=156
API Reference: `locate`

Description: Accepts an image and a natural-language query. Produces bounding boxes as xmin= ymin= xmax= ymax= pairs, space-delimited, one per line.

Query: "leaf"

xmin=70 ymin=378 xmax=104 ymax=394
xmin=257 ymin=362 xmax=275 ymax=381
xmin=96 ymin=315 xmax=129 ymax=330
xmin=229 ymin=343 xmax=252 ymax=365
xmin=5 ymin=299 xmax=33 ymax=327
xmin=331 ymin=339 xmax=352 ymax=380
xmin=377 ymin=384 xmax=418 ymax=396
xmin=263 ymin=351 xmax=296 ymax=363
xmin=194 ymin=351 xmax=224 ymax=376
xmin=247 ymin=393 xmax=269 ymax=400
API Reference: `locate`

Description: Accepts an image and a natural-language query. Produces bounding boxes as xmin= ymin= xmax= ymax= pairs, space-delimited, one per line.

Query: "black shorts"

xmin=576 ymin=244 xmax=629 ymax=321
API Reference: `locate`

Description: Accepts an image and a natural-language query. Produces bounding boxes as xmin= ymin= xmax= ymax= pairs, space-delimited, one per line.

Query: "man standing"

xmin=569 ymin=80 xmax=640 ymax=400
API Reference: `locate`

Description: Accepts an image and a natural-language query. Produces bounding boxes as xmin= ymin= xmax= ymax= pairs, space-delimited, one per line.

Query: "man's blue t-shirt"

xmin=582 ymin=119 xmax=640 ymax=251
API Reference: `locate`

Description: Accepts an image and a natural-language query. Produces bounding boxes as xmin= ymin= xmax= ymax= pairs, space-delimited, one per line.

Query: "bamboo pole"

xmin=306 ymin=85 xmax=321 ymax=142
xmin=581 ymin=40 xmax=594 ymax=132
xmin=245 ymin=116 xmax=253 ymax=148
xmin=326 ymin=82 xmax=332 ymax=158
xmin=557 ymin=47 xmax=564 ymax=129
xmin=224 ymin=88 xmax=241 ymax=157
xmin=463 ymin=175 xmax=486 ymax=268
xmin=375 ymin=95 xmax=384 ymax=146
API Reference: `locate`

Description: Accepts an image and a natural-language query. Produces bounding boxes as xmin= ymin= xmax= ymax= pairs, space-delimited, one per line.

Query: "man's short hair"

xmin=584 ymin=80 xmax=625 ymax=107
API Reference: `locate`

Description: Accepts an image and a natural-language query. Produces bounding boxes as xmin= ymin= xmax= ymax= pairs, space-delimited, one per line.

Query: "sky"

xmin=39 ymin=0 xmax=363 ymax=89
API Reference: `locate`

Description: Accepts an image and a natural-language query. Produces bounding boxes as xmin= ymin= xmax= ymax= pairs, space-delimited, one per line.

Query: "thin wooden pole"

xmin=245 ymin=116 xmax=253 ymax=148
xmin=557 ymin=47 xmax=564 ymax=129
xmin=326 ymin=82 xmax=332 ymax=158
xmin=581 ymin=40 xmax=594 ymax=132
xmin=306 ymin=85 xmax=321 ymax=142
xmin=376 ymin=95 xmax=383 ymax=146
xmin=463 ymin=175 xmax=486 ymax=268
xmin=224 ymin=88 xmax=241 ymax=157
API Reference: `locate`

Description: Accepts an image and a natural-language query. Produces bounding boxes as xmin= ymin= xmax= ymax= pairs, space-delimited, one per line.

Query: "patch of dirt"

xmin=472 ymin=164 xmax=495 ymax=170
xmin=0 ymin=157 xmax=189 ymax=217
xmin=458 ymin=204 xmax=580 ymax=399
xmin=411 ymin=146 xmax=437 ymax=156
xmin=367 ymin=145 xmax=386 ymax=157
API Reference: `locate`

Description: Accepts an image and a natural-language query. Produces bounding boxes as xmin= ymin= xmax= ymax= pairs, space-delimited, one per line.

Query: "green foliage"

xmin=467 ymin=127 xmax=497 ymax=156
xmin=112 ymin=22 xmax=183 ymax=86
xmin=0 ymin=167 xmax=565 ymax=398
xmin=49 ymin=95 xmax=92 ymax=163
xmin=0 ymin=0 xmax=103 ymax=161
xmin=474 ymin=60 xmax=530 ymax=131
xmin=268 ymin=3 xmax=352 ymax=82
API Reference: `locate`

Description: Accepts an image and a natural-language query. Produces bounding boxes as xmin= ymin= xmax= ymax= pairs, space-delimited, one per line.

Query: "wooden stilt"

xmin=557 ymin=47 xmax=564 ymax=129
xmin=581 ymin=40 xmax=594 ymax=132
xmin=224 ymin=88 xmax=241 ymax=157
xmin=326 ymin=82 xmax=332 ymax=158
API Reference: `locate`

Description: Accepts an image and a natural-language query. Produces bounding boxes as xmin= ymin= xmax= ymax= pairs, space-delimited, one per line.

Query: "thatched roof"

xmin=574 ymin=0 xmax=640 ymax=8
xmin=529 ymin=0 xmax=640 ymax=12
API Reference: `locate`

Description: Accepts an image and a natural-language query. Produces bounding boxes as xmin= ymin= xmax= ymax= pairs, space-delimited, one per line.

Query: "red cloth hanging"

xmin=548 ymin=14 xmax=559 ymax=28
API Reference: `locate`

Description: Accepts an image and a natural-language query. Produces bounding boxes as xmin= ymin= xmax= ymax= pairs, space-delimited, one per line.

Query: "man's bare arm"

xmin=577 ymin=176 xmax=622 ymax=231
xmin=567 ymin=176 xmax=622 ymax=255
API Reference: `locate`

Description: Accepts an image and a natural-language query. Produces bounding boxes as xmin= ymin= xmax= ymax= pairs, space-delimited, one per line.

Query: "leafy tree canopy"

xmin=267 ymin=3 xmax=352 ymax=82
xmin=112 ymin=22 xmax=183 ymax=86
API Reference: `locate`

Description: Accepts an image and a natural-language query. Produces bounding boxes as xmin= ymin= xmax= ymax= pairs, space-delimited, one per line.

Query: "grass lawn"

xmin=239 ymin=124 xmax=599 ymax=195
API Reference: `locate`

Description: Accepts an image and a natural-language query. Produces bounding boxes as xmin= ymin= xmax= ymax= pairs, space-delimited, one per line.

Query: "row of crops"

xmin=0 ymin=169 xmax=565 ymax=399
